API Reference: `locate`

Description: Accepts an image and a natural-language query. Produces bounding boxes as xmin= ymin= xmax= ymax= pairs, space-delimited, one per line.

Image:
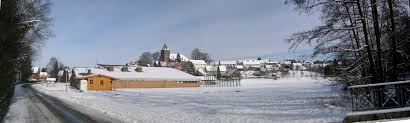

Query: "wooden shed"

xmin=79 ymin=74 xmax=117 ymax=91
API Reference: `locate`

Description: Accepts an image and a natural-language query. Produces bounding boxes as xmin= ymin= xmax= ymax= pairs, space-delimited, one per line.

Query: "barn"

xmin=71 ymin=66 xmax=201 ymax=91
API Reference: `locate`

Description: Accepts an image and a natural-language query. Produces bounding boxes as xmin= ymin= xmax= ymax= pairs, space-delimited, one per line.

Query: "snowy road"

xmin=3 ymin=84 xmax=120 ymax=123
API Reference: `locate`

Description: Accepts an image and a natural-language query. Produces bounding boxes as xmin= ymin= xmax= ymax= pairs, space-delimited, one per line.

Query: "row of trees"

xmin=0 ymin=0 xmax=52 ymax=119
xmin=286 ymin=0 xmax=410 ymax=87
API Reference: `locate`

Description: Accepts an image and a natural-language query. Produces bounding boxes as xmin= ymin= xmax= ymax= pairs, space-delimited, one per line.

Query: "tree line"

xmin=286 ymin=0 xmax=410 ymax=87
xmin=0 ymin=0 xmax=52 ymax=119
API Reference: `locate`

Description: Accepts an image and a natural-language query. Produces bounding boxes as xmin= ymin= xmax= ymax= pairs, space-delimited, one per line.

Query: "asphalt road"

xmin=3 ymin=84 xmax=119 ymax=123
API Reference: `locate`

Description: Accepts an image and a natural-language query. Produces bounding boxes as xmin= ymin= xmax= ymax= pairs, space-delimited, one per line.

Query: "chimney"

xmin=107 ymin=66 xmax=114 ymax=71
xmin=135 ymin=66 xmax=143 ymax=72
xmin=121 ymin=66 xmax=129 ymax=72
xmin=87 ymin=69 xmax=92 ymax=75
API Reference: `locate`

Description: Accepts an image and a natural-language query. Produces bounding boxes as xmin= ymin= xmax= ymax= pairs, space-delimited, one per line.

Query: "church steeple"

xmin=160 ymin=44 xmax=170 ymax=62
xmin=162 ymin=44 xmax=169 ymax=50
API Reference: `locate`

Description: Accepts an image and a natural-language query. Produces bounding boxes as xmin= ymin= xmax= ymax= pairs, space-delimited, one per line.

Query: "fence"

xmin=202 ymin=74 xmax=241 ymax=87
xmin=349 ymin=80 xmax=410 ymax=111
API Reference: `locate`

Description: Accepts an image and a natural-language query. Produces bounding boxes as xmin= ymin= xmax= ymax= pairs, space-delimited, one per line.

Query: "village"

xmin=2 ymin=0 xmax=409 ymax=122
xmin=29 ymin=44 xmax=334 ymax=91
xmin=13 ymin=44 xmax=351 ymax=122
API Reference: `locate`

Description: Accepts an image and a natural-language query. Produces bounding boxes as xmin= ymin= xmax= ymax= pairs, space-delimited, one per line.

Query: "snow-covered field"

xmin=32 ymin=71 xmax=347 ymax=123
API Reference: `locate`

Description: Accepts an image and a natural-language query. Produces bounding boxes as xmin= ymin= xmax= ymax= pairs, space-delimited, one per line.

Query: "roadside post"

xmin=65 ymin=67 xmax=68 ymax=92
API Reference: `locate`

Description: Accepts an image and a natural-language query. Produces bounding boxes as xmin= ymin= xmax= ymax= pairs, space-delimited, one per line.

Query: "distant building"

xmin=263 ymin=61 xmax=280 ymax=71
xmin=39 ymin=72 xmax=48 ymax=81
xmin=218 ymin=61 xmax=238 ymax=69
xmin=31 ymin=67 xmax=40 ymax=81
xmin=189 ymin=60 xmax=207 ymax=70
xmin=155 ymin=44 xmax=190 ymax=69
xmin=241 ymin=59 xmax=261 ymax=69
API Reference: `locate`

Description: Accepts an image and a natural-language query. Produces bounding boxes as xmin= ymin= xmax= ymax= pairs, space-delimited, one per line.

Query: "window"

xmin=100 ymin=80 xmax=104 ymax=85
xmin=89 ymin=79 xmax=93 ymax=84
xmin=110 ymin=80 xmax=113 ymax=84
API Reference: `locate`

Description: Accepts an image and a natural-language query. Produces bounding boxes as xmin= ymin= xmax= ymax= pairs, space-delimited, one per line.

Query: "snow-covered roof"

xmin=292 ymin=63 xmax=303 ymax=66
xmin=265 ymin=61 xmax=279 ymax=64
xmin=32 ymin=67 xmax=39 ymax=73
xmin=218 ymin=66 xmax=227 ymax=72
xmin=73 ymin=67 xmax=200 ymax=81
xmin=219 ymin=61 xmax=237 ymax=65
xmin=197 ymin=68 xmax=207 ymax=75
xmin=236 ymin=65 xmax=244 ymax=69
xmin=258 ymin=60 xmax=270 ymax=64
xmin=169 ymin=53 xmax=189 ymax=61
xmin=242 ymin=60 xmax=260 ymax=65
xmin=189 ymin=60 xmax=207 ymax=65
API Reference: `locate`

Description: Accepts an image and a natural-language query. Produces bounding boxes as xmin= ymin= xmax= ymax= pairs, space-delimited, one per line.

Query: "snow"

xmin=39 ymin=72 xmax=47 ymax=76
xmin=189 ymin=60 xmax=207 ymax=65
xmin=170 ymin=53 xmax=189 ymax=61
xmin=377 ymin=118 xmax=410 ymax=123
xmin=242 ymin=60 xmax=261 ymax=65
xmin=219 ymin=61 xmax=237 ymax=65
xmin=205 ymin=65 xmax=216 ymax=72
xmin=32 ymin=71 xmax=346 ymax=123
xmin=347 ymin=107 xmax=410 ymax=117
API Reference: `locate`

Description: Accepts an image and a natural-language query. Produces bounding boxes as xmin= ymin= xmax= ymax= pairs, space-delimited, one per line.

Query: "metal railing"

xmin=349 ymin=80 xmax=410 ymax=111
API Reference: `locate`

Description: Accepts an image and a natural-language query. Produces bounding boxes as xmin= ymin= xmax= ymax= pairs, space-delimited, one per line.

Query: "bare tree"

xmin=137 ymin=52 xmax=153 ymax=66
xmin=191 ymin=48 xmax=213 ymax=63
xmin=285 ymin=0 xmax=410 ymax=86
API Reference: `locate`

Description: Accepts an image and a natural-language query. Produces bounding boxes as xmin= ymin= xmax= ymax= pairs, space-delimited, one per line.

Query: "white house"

xmin=189 ymin=60 xmax=207 ymax=70
xmin=241 ymin=60 xmax=261 ymax=69
xmin=264 ymin=61 xmax=281 ymax=71
xmin=218 ymin=65 xmax=228 ymax=76
xmin=39 ymin=72 xmax=48 ymax=81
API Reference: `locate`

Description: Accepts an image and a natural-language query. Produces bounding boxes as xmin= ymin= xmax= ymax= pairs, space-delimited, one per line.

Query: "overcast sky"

xmin=35 ymin=0 xmax=321 ymax=67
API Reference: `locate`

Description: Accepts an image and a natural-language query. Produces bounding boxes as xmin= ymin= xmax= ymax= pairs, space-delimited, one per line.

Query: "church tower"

xmin=160 ymin=44 xmax=170 ymax=62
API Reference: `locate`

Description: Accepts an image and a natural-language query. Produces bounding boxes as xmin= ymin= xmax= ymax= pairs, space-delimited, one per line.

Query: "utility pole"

xmin=65 ymin=67 xmax=68 ymax=92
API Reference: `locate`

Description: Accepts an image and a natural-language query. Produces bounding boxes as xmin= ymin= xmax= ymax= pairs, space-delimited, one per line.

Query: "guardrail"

xmin=349 ymin=80 xmax=410 ymax=111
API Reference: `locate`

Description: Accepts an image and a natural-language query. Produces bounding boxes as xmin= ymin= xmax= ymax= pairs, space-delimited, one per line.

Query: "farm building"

xmin=71 ymin=66 xmax=201 ymax=91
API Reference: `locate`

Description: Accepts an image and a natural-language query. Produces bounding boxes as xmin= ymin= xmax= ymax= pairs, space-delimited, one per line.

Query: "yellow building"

xmin=71 ymin=66 xmax=201 ymax=91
